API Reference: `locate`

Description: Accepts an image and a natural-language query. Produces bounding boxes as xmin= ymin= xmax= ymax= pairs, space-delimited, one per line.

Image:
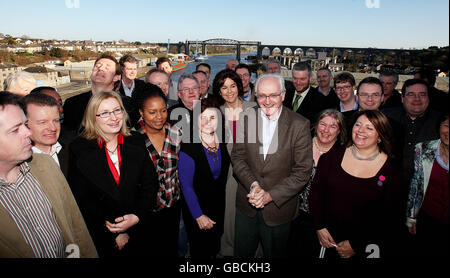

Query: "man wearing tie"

xmin=283 ymin=62 xmax=328 ymax=122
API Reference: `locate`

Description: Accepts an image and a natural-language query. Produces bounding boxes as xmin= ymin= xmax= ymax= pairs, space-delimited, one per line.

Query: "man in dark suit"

xmin=23 ymin=93 xmax=69 ymax=177
xmin=414 ymin=68 xmax=448 ymax=114
xmin=383 ymin=78 xmax=442 ymax=185
xmin=283 ymin=62 xmax=328 ymax=122
xmin=236 ymin=63 xmax=256 ymax=102
xmin=118 ymin=54 xmax=146 ymax=126
xmin=316 ymin=67 xmax=340 ymax=109
xmin=232 ymin=73 xmax=313 ymax=258
xmin=62 ymin=54 xmax=121 ymax=133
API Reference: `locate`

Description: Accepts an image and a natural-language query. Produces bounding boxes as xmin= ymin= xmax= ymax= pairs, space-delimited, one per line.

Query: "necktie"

xmin=293 ymin=94 xmax=302 ymax=112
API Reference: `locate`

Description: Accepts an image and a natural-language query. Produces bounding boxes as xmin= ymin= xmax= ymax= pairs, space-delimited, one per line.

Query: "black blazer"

xmin=67 ymin=132 xmax=158 ymax=257
xmin=118 ymin=78 xmax=147 ymax=99
xmin=283 ymin=86 xmax=328 ymax=122
xmin=62 ymin=91 xmax=92 ymax=131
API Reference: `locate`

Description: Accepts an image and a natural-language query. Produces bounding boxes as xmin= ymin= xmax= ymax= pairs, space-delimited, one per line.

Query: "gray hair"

xmin=379 ymin=71 xmax=399 ymax=84
xmin=177 ymin=73 xmax=200 ymax=91
xmin=265 ymin=59 xmax=281 ymax=71
xmin=4 ymin=71 xmax=36 ymax=91
xmin=255 ymin=73 xmax=286 ymax=96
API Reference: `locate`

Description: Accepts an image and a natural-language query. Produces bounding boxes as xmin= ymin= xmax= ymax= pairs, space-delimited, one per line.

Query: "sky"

xmin=1 ymin=0 xmax=448 ymax=49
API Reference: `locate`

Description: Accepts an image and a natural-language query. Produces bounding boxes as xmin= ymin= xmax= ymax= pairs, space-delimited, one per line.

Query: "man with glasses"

xmin=235 ymin=64 xmax=255 ymax=101
xmin=334 ymin=72 xmax=358 ymax=112
xmin=168 ymin=74 xmax=201 ymax=143
xmin=379 ymin=71 xmax=402 ymax=109
xmin=383 ymin=78 xmax=442 ymax=184
xmin=232 ymin=74 xmax=312 ymax=258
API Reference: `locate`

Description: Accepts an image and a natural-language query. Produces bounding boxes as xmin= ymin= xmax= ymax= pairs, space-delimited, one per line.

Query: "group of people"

xmin=0 ymin=53 xmax=448 ymax=259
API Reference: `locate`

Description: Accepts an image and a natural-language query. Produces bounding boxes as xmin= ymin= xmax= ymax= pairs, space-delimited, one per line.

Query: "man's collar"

xmin=295 ymin=86 xmax=311 ymax=96
xmin=32 ymin=142 xmax=62 ymax=156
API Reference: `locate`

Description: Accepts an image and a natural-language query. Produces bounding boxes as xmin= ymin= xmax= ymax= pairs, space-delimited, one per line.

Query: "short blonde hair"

xmin=81 ymin=91 xmax=130 ymax=140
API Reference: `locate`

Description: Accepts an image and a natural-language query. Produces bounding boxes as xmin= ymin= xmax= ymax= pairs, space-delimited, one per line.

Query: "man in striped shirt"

xmin=0 ymin=92 xmax=97 ymax=258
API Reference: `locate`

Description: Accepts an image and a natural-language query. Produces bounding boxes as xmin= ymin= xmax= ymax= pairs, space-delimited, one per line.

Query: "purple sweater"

xmin=178 ymin=146 xmax=222 ymax=219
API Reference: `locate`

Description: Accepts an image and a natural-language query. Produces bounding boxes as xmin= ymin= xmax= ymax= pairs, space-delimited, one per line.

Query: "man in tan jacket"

xmin=0 ymin=92 xmax=97 ymax=258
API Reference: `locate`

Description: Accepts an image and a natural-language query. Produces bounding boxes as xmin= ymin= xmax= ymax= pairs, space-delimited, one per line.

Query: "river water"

xmin=171 ymin=53 xmax=255 ymax=84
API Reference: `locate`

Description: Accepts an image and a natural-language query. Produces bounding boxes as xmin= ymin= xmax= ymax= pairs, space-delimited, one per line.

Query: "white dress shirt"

xmin=32 ymin=142 xmax=62 ymax=166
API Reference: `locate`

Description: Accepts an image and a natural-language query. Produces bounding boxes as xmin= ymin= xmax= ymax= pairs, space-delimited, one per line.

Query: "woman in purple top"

xmin=310 ymin=110 xmax=406 ymax=259
xmin=178 ymin=97 xmax=230 ymax=258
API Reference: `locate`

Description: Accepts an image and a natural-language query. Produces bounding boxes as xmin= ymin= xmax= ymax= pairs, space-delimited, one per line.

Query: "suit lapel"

xmin=77 ymin=146 xmax=119 ymax=200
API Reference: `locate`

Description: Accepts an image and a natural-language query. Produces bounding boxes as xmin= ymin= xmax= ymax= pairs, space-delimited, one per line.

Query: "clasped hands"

xmin=105 ymin=214 xmax=139 ymax=250
xmin=247 ymin=182 xmax=272 ymax=209
xmin=317 ymin=228 xmax=356 ymax=259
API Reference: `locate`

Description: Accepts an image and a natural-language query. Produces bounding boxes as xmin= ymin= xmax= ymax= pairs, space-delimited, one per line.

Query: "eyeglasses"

xmin=335 ymin=85 xmax=353 ymax=91
xmin=179 ymin=87 xmax=200 ymax=94
xmin=238 ymin=73 xmax=250 ymax=78
xmin=257 ymin=93 xmax=282 ymax=101
xmin=358 ymin=93 xmax=382 ymax=99
xmin=96 ymin=108 xmax=124 ymax=119
xmin=404 ymin=92 xmax=428 ymax=99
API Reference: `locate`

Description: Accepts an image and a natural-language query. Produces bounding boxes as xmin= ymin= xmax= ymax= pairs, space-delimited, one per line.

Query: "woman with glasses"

xmin=68 ymin=91 xmax=158 ymax=257
xmin=212 ymin=69 xmax=256 ymax=256
xmin=178 ymin=97 xmax=230 ymax=258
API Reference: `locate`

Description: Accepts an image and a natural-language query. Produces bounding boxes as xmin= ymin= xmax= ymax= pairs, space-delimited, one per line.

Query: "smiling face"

xmin=352 ymin=114 xmax=380 ymax=150
xmin=122 ymin=61 xmax=137 ymax=81
xmin=402 ymin=83 xmax=429 ymax=119
xmin=193 ymin=72 xmax=209 ymax=99
xmin=26 ymin=104 xmax=60 ymax=152
xmin=177 ymin=78 xmax=200 ymax=110
xmin=256 ymin=76 xmax=285 ymax=119
xmin=236 ymin=68 xmax=250 ymax=89
xmin=220 ymin=78 xmax=239 ymax=105
xmin=292 ymin=69 xmax=311 ymax=93
xmin=317 ymin=69 xmax=331 ymax=89
xmin=316 ymin=116 xmax=340 ymax=146
xmin=140 ymin=96 xmax=168 ymax=132
xmin=199 ymin=108 xmax=218 ymax=135
xmin=95 ymin=98 xmax=123 ymax=140
xmin=357 ymin=83 xmax=383 ymax=110
xmin=159 ymin=61 xmax=172 ymax=76
xmin=0 ymin=105 xmax=33 ymax=166
xmin=335 ymin=81 xmax=356 ymax=103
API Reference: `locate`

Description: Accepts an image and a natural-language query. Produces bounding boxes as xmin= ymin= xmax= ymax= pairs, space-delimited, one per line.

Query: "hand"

xmin=247 ymin=184 xmax=272 ymax=208
xmin=408 ymin=221 xmax=417 ymax=235
xmin=336 ymin=240 xmax=356 ymax=259
xmin=115 ymin=233 xmax=130 ymax=250
xmin=196 ymin=215 xmax=216 ymax=230
xmin=316 ymin=228 xmax=337 ymax=248
xmin=105 ymin=214 xmax=139 ymax=234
